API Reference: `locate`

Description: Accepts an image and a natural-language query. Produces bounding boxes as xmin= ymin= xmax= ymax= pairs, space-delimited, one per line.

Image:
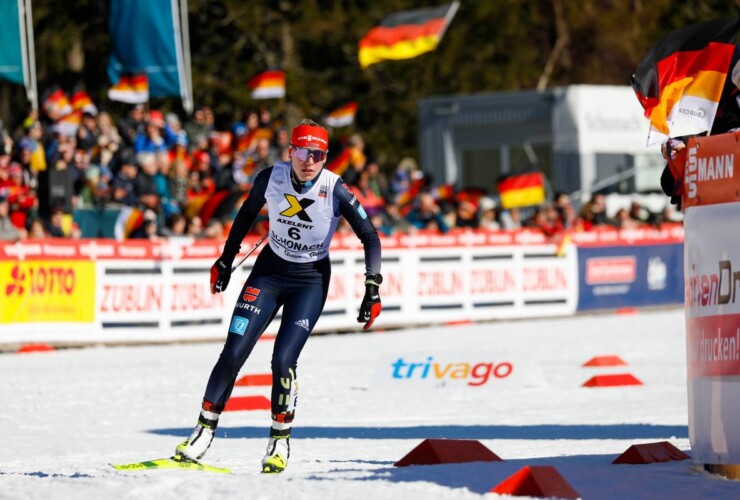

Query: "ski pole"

xmin=230 ymin=232 xmax=268 ymax=273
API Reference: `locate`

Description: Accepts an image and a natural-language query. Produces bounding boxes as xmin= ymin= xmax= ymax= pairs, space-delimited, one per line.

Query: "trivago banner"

xmin=372 ymin=351 xmax=544 ymax=390
xmin=683 ymin=132 xmax=740 ymax=465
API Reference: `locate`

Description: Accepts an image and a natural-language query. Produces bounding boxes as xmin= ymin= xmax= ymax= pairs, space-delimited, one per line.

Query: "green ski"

xmin=110 ymin=453 xmax=231 ymax=474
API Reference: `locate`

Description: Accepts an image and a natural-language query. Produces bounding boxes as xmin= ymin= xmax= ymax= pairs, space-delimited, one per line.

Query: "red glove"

xmin=357 ymin=275 xmax=382 ymax=331
xmin=661 ymin=139 xmax=687 ymax=198
xmin=210 ymin=257 xmax=232 ymax=294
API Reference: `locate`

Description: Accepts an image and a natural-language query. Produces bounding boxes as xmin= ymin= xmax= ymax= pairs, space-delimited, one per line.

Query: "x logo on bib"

xmin=280 ymin=194 xmax=315 ymax=222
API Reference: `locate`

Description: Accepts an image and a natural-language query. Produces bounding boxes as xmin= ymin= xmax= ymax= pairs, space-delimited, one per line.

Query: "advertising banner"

xmin=372 ymin=351 xmax=543 ymax=390
xmin=682 ymin=132 xmax=740 ymax=209
xmin=0 ymin=229 xmax=683 ymax=345
xmin=684 ymin=201 xmax=740 ymax=464
xmin=577 ymin=243 xmax=683 ymax=311
xmin=0 ymin=260 xmax=95 ymax=323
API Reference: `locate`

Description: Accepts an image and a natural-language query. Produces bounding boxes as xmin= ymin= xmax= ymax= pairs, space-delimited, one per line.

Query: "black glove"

xmin=210 ymin=255 xmax=234 ymax=294
xmin=357 ymin=274 xmax=382 ymax=331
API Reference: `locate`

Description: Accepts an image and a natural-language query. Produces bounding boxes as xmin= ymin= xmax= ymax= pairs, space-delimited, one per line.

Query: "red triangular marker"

xmin=491 ymin=465 xmax=580 ymax=499
xmin=394 ymin=439 xmax=503 ymax=467
xmin=613 ymin=441 xmax=690 ymax=464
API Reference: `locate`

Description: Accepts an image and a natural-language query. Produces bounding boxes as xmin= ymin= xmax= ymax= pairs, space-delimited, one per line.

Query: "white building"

xmin=418 ymin=85 xmax=664 ymax=202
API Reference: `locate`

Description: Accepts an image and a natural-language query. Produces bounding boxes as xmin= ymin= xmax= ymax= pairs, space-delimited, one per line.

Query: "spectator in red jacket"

xmin=350 ymin=170 xmax=385 ymax=218
xmin=0 ymin=160 xmax=11 ymax=194
xmin=525 ymin=205 xmax=562 ymax=237
xmin=6 ymin=163 xmax=36 ymax=230
xmin=0 ymin=195 xmax=23 ymax=241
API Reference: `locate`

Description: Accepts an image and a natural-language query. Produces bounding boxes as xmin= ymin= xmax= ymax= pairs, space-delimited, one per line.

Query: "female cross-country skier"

xmin=175 ymin=119 xmax=383 ymax=473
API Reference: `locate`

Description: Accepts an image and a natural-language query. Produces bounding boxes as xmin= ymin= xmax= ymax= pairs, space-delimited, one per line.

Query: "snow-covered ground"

xmin=2 ymin=309 xmax=738 ymax=499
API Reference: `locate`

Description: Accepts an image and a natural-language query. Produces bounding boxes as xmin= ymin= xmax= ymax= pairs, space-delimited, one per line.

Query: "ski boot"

xmin=261 ymin=436 xmax=290 ymax=473
xmin=261 ymin=410 xmax=293 ymax=473
xmin=175 ymin=409 xmax=220 ymax=461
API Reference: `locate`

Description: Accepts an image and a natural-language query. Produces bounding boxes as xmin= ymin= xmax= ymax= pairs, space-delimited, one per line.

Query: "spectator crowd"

xmin=0 ymin=98 xmax=680 ymax=243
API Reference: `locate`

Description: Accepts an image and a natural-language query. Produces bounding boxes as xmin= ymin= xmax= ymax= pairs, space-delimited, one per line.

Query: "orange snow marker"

xmin=235 ymin=373 xmax=272 ymax=387
xmin=490 ymin=465 xmax=580 ymax=499
xmin=223 ymin=395 xmax=271 ymax=411
xmin=582 ymin=355 xmax=627 ymax=367
xmin=445 ymin=319 xmax=473 ymax=326
xmin=394 ymin=438 xmax=503 ymax=467
xmin=258 ymin=334 xmax=276 ymax=342
xmin=616 ymin=307 xmax=639 ymax=315
xmin=612 ymin=441 xmax=690 ymax=464
xmin=16 ymin=344 xmax=55 ymax=354
xmin=582 ymin=373 xmax=642 ymax=387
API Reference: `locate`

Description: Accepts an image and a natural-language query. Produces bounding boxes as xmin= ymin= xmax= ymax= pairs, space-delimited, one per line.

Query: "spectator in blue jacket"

xmin=406 ymin=192 xmax=449 ymax=233
xmin=134 ymin=110 xmax=172 ymax=154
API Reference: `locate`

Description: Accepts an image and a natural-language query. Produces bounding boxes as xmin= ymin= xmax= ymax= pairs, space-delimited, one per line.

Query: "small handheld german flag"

xmin=497 ymin=172 xmax=545 ymax=209
xmin=325 ymin=102 xmax=358 ymax=128
xmin=43 ymin=88 xmax=72 ymax=118
xmin=326 ymin=148 xmax=351 ymax=176
xmin=108 ymin=74 xmax=149 ymax=104
xmin=248 ymin=70 xmax=286 ymax=100
xmin=632 ymin=17 xmax=740 ymax=145
xmin=70 ymin=87 xmax=98 ymax=116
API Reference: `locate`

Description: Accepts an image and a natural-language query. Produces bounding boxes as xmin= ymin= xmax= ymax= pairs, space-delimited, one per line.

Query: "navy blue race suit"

xmin=202 ymin=164 xmax=381 ymax=415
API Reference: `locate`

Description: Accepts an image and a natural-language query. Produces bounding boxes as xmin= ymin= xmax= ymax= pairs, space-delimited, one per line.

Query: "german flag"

xmin=199 ymin=189 xmax=248 ymax=225
xmin=130 ymin=74 xmax=148 ymax=95
xmin=43 ymin=88 xmax=72 ymax=118
xmin=435 ymin=184 xmax=455 ymax=201
xmin=326 ymin=148 xmax=351 ymax=177
xmin=497 ymin=172 xmax=545 ymax=209
xmin=325 ymin=102 xmax=358 ymax=128
xmin=632 ymin=17 xmax=740 ymax=145
xmin=455 ymin=187 xmax=487 ymax=206
xmin=108 ymin=74 xmax=149 ymax=104
xmin=555 ymin=231 xmax=572 ymax=258
xmin=70 ymin=88 xmax=98 ymax=116
xmin=397 ymin=177 xmax=426 ymax=216
xmin=248 ymin=70 xmax=286 ymax=99
xmin=358 ymin=2 xmax=460 ymax=69
xmin=53 ymin=110 xmax=82 ymax=137
xmin=113 ymin=206 xmax=144 ymax=240
xmin=184 ymin=192 xmax=211 ymax=219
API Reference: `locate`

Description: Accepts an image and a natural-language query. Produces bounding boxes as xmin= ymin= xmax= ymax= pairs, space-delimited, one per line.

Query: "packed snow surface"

xmin=2 ymin=309 xmax=737 ymax=499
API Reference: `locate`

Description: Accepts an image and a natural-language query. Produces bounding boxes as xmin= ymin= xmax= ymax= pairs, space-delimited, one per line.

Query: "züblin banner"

xmin=107 ymin=0 xmax=183 ymax=98
xmin=0 ymin=1 xmax=25 ymax=85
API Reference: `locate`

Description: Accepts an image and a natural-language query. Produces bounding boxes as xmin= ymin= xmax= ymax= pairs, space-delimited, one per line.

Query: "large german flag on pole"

xmin=632 ymin=17 xmax=740 ymax=146
xmin=358 ymin=2 xmax=460 ymax=69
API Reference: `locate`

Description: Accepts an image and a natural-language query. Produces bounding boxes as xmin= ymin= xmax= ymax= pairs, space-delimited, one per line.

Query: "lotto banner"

xmin=0 ymin=260 xmax=96 ymax=323
xmin=683 ymin=132 xmax=740 ymax=465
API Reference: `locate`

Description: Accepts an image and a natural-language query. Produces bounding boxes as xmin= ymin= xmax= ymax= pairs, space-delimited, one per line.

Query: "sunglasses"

xmin=292 ymin=147 xmax=328 ymax=163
